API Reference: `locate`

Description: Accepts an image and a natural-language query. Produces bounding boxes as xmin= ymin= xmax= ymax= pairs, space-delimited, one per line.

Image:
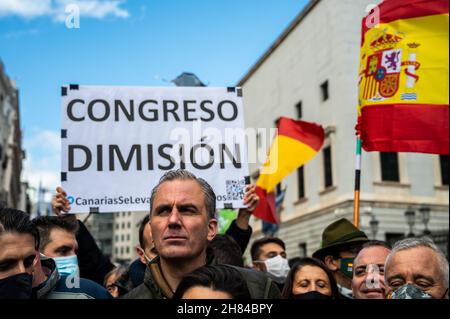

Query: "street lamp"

xmin=363 ymin=206 xmax=379 ymax=240
xmin=369 ymin=217 xmax=379 ymax=240
xmin=419 ymin=204 xmax=432 ymax=236
xmin=404 ymin=207 xmax=416 ymax=237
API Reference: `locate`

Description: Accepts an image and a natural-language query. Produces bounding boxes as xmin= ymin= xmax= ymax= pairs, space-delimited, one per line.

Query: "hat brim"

xmin=312 ymin=237 xmax=369 ymax=260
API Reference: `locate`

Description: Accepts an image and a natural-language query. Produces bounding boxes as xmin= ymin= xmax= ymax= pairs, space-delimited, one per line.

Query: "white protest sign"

xmin=61 ymin=85 xmax=249 ymax=213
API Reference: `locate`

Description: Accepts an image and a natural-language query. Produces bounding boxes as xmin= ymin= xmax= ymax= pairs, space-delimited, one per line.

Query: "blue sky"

xmin=0 ymin=0 xmax=309 ymax=195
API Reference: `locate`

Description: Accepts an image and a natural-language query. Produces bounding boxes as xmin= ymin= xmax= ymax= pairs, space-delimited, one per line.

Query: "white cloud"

xmin=0 ymin=0 xmax=52 ymax=18
xmin=22 ymin=129 xmax=60 ymax=195
xmin=0 ymin=0 xmax=129 ymax=20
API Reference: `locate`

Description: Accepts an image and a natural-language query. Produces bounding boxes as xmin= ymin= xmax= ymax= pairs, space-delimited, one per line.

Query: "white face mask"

xmin=264 ymin=255 xmax=290 ymax=282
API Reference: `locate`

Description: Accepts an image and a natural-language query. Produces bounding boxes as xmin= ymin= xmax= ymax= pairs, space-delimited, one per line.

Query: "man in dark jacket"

xmin=123 ymin=169 xmax=281 ymax=299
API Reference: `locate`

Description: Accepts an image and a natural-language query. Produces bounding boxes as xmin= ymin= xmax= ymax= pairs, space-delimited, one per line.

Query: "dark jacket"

xmin=122 ymin=251 xmax=281 ymax=299
xmin=225 ymin=219 xmax=252 ymax=255
xmin=75 ymin=220 xmax=115 ymax=285
xmin=34 ymin=256 xmax=112 ymax=299
xmin=127 ymin=258 xmax=147 ymax=289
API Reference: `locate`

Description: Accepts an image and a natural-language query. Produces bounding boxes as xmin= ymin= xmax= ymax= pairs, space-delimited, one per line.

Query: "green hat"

xmin=312 ymin=218 xmax=369 ymax=260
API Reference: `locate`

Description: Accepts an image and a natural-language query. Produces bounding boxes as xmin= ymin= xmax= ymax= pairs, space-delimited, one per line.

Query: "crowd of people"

xmin=0 ymin=169 xmax=448 ymax=299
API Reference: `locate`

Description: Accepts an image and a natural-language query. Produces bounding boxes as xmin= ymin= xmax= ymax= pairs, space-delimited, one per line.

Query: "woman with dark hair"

xmin=282 ymin=257 xmax=340 ymax=299
xmin=173 ymin=264 xmax=251 ymax=299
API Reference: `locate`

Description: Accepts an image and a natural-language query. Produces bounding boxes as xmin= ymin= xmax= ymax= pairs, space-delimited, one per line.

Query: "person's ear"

xmin=136 ymin=246 xmax=146 ymax=265
xmin=207 ymin=218 xmax=218 ymax=241
xmin=253 ymin=261 xmax=267 ymax=272
xmin=324 ymin=255 xmax=339 ymax=271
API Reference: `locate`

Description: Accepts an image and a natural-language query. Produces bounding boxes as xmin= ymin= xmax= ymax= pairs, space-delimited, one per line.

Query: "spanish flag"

xmin=357 ymin=0 xmax=449 ymax=155
xmin=253 ymin=117 xmax=324 ymax=224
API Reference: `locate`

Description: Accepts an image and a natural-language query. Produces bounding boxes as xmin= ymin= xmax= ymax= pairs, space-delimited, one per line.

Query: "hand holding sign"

xmin=243 ymin=184 xmax=259 ymax=212
xmin=52 ymin=186 xmax=71 ymax=215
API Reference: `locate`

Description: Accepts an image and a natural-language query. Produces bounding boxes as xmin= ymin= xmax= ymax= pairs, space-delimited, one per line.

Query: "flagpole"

xmin=353 ymin=137 xmax=362 ymax=228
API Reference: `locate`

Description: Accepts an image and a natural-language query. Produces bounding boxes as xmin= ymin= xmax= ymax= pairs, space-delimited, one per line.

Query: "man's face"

xmin=253 ymin=242 xmax=286 ymax=272
xmin=324 ymin=245 xmax=361 ymax=289
xmin=352 ymin=246 xmax=391 ymax=299
xmin=150 ymin=180 xmax=217 ymax=261
xmin=385 ymin=247 xmax=448 ymax=299
xmin=42 ymin=228 xmax=78 ymax=257
xmin=0 ymin=232 xmax=37 ymax=280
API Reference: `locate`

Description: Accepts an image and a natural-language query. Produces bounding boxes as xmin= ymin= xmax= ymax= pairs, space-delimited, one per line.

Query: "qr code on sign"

xmin=226 ymin=179 xmax=246 ymax=201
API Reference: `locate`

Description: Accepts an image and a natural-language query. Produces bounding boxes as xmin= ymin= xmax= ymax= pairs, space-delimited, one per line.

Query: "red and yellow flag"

xmin=253 ymin=117 xmax=324 ymax=224
xmin=357 ymin=0 xmax=449 ymax=154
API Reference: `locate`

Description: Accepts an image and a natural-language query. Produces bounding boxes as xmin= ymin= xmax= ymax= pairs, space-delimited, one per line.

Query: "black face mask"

xmin=291 ymin=291 xmax=333 ymax=300
xmin=0 ymin=273 xmax=33 ymax=299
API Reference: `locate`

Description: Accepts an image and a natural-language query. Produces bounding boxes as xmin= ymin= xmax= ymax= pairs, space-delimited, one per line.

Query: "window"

xmin=126 ymin=247 xmax=130 ymax=254
xmin=439 ymin=155 xmax=449 ymax=186
xmin=297 ymin=166 xmax=305 ymax=199
xmin=114 ymin=248 xmax=118 ymax=255
xmin=323 ymin=146 xmax=333 ymax=188
xmin=121 ymin=234 xmax=124 ymax=241
xmin=120 ymin=247 xmax=124 ymax=255
xmin=121 ymin=222 xmax=125 ymax=229
xmin=115 ymin=223 xmax=119 ymax=230
xmin=114 ymin=235 xmax=118 ymax=242
xmin=127 ymin=222 xmax=131 ymax=229
xmin=296 ymin=101 xmax=302 ymax=119
xmin=380 ymin=152 xmax=400 ymax=182
xmin=127 ymin=234 xmax=130 ymax=241
xmin=385 ymin=233 xmax=404 ymax=248
xmin=256 ymin=132 xmax=262 ymax=149
xmin=128 ymin=212 xmax=131 ymax=216
xmin=320 ymin=80 xmax=329 ymax=101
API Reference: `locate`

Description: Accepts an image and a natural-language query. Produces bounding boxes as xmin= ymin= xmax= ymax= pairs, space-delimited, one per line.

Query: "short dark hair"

xmin=209 ymin=235 xmax=244 ymax=267
xmin=173 ymin=264 xmax=251 ymax=299
xmin=32 ymin=216 xmax=79 ymax=251
xmin=288 ymin=257 xmax=302 ymax=269
xmin=0 ymin=207 xmax=39 ymax=249
xmin=103 ymin=266 xmax=127 ymax=287
xmin=250 ymin=237 xmax=286 ymax=261
xmin=138 ymin=214 xmax=150 ymax=250
xmin=282 ymin=257 xmax=340 ymax=299
xmin=150 ymin=169 xmax=216 ymax=220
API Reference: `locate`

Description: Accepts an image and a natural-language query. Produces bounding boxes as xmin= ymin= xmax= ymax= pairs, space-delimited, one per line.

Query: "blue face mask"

xmin=53 ymin=255 xmax=79 ymax=277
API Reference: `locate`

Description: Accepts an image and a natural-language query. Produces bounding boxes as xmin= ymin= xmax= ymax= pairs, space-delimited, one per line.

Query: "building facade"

xmin=112 ymin=211 xmax=148 ymax=264
xmin=82 ymin=213 xmax=115 ymax=260
xmin=0 ymin=59 xmax=24 ymax=209
xmin=239 ymin=0 xmax=449 ymax=259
